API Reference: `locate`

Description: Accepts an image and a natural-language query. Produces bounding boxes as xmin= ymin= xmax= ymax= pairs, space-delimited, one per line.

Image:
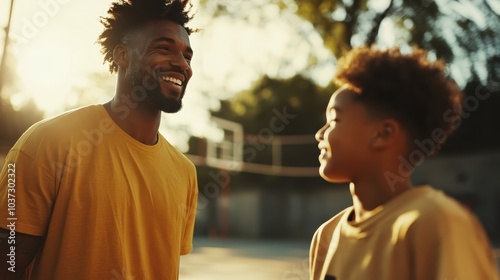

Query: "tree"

xmin=205 ymin=74 xmax=331 ymax=182
xmin=212 ymin=74 xmax=331 ymax=136
xmin=291 ymin=0 xmax=499 ymax=84
xmin=201 ymin=0 xmax=500 ymax=153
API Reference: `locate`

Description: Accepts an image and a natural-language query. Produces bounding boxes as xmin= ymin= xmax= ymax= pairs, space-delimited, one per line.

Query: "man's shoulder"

xmin=34 ymin=105 xmax=103 ymax=130
xmin=12 ymin=105 xmax=105 ymax=151
xmin=159 ymin=136 xmax=196 ymax=169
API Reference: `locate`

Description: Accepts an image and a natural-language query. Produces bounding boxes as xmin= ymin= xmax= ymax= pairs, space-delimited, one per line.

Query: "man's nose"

xmin=170 ymin=53 xmax=190 ymax=71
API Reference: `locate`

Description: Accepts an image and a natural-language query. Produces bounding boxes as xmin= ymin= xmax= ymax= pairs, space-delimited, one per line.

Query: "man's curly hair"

xmin=335 ymin=47 xmax=462 ymax=155
xmin=97 ymin=0 xmax=195 ymax=73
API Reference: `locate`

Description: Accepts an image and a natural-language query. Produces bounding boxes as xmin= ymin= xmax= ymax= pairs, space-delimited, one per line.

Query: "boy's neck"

xmin=349 ymin=178 xmax=412 ymax=223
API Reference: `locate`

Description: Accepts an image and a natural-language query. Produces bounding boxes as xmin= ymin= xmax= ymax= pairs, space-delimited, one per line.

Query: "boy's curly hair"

xmin=335 ymin=47 xmax=462 ymax=155
xmin=97 ymin=0 xmax=195 ymax=73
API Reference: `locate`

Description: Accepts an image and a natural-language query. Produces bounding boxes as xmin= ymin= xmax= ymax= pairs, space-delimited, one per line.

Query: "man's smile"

xmin=161 ymin=76 xmax=182 ymax=86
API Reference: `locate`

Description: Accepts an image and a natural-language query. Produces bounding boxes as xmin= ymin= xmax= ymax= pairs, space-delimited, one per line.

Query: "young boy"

xmin=311 ymin=47 xmax=499 ymax=280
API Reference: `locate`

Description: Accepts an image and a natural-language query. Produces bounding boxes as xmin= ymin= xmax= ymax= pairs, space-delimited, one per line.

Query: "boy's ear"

xmin=112 ymin=44 xmax=129 ymax=69
xmin=370 ymin=119 xmax=401 ymax=150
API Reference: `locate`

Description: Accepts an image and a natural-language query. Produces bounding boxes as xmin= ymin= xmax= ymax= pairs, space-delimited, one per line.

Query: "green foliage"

xmin=290 ymin=0 xmax=368 ymax=57
xmin=209 ymin=75 xmax=333 ymax=180
xmin=288 ymin=0 xmax=500 ymax=83
xmin=212 ymin=74 xmax=333 ymax=135
xmin=202 ymin=0 xmax=500 ymax=153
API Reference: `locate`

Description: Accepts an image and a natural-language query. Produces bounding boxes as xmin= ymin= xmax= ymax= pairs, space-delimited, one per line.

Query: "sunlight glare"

xmin=17 ymin=39 xmax=72 ymax=113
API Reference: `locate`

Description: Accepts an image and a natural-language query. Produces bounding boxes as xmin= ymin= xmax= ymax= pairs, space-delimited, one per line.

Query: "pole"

xmin=0 ymin=0 xmax=16 ymax=99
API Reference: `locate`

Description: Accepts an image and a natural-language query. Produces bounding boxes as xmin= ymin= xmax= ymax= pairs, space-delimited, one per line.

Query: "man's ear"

xmin=370 ymin=119 xmax=402 ymax=150
xmin=112 ymin=44 xmax=129 ymax=69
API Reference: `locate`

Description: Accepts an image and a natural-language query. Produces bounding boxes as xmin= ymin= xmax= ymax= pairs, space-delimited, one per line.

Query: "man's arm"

xmin=0 ymin=228 xmax=43 ymax=280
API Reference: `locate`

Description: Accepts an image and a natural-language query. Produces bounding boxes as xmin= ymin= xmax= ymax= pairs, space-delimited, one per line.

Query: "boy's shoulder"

xmin=399 ymin=186 xmax=473 ymax=221
xmin=317 ymin=186 xmax=477 ymax=237
xmin=385 ymin=186 xmax=483 ymax=239
xmin=310 ymin=207 xmax=353 ymax=266
xmin=313 ymin=207 xmax=352 ymax=242
xmin=313 ymin=186 xmax=478 ymax=241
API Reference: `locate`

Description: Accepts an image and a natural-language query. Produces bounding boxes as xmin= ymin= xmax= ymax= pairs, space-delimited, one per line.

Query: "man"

xmin=0 ymin=0 xmax=198 ymax=279
xmin=311 ymin=47 xmax=499 ymax=279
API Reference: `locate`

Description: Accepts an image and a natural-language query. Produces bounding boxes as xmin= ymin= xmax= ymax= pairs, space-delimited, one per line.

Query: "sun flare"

xmin=17 ymin=39 xmax=73 ymax=113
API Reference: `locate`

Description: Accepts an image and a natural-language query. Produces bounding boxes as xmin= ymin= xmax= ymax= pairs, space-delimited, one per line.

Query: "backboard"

xmin=206 ymin=117 xmax=243 ymax=172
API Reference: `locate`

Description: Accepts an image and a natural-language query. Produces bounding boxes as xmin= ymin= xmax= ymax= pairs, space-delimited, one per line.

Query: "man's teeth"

xmin=161 ymin=76 xmax=182 ymax=86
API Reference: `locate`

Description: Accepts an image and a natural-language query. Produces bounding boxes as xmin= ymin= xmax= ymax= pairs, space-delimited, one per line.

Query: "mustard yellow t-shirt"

xmin=0 ymin=105 xmax=198 ymax=280
xmin=310 ymin=186 xmax=499 ymax=280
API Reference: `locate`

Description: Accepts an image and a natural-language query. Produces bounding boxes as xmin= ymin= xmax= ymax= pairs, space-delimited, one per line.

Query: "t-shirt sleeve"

xmin=180 ymin=165 xmax=198 ymax=255
xmin=0 ymin=149 xmax=56 ymax=236
xmin=410 ymin=207 xmax=500 ymax=280
xmin=309 ymin=227 xmax=322 ymax=277
xmin=309 ymin=210 xmax=346 ymax=280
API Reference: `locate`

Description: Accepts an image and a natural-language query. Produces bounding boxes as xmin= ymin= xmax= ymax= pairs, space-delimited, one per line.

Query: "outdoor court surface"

xmin=179 ymin=237 xmax=310 ymax=280
xmin=180 ymin=237 xmax=500 ymax=280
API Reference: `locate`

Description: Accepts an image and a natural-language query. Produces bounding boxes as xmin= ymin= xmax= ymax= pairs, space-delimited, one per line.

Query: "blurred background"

xmin=1 ymin=0 xmax=499 ymax=278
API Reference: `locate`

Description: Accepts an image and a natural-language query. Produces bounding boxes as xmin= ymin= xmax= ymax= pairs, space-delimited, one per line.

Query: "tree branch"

xmin=366 ymin=0 xmax=394 ymax=46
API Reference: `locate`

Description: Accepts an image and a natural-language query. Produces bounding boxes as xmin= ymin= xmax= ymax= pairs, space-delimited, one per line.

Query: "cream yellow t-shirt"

xmin=310 ymin=186 xmax=499 ymax=280
xmin=0 ymin=105 xmax=198 ymax=279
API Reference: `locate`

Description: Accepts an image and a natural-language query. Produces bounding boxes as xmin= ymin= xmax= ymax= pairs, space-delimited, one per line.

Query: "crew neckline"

xmin=341 ymin=185 xmax=432 ymax=237
xmin=96 ymin=104 xmax=164 ymax=153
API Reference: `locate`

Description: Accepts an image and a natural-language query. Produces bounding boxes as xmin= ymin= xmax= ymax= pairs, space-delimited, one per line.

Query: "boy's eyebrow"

xmin=327 ymin=107 xmax=341 ymax=119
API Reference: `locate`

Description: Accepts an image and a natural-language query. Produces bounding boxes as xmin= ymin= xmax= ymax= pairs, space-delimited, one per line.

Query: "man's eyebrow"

xmin=151 ymin=36 xmax=194 ymax=55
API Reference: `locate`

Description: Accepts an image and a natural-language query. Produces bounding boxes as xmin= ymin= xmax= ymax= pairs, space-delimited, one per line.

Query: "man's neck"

xmin=103 ymin=95 xmax=161 ymax=146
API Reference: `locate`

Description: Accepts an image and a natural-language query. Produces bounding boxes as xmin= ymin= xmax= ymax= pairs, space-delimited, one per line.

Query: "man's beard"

xmin=147 ymin=84 xmax=183 ymax=113
xmin=127 ymin=66 xmax=184 ymax=114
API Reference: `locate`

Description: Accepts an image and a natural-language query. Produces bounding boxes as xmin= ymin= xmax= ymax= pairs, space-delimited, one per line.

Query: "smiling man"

xmin=0 ymin=1 xmax=198 ymax=279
